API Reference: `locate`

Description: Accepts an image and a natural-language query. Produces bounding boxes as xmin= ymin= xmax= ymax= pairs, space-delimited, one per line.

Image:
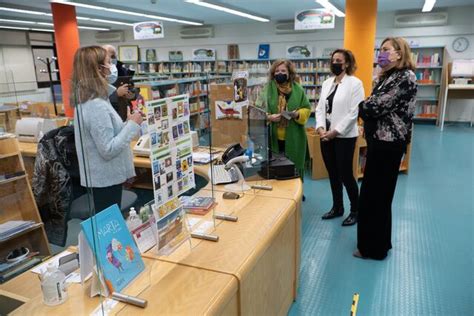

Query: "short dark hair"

xmin=331 ymin=49 xmax=357 ymax=76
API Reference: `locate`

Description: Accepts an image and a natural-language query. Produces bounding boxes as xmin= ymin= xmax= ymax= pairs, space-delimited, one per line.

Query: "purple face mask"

xmin=377 ymin=51 xmax=392 ymax=68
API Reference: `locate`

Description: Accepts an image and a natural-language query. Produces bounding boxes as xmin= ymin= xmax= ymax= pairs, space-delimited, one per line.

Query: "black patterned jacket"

xmin=359 ymin=68 xmax=417 ymax=145
xmin=32 ymin=126 xmax=81 ymax=246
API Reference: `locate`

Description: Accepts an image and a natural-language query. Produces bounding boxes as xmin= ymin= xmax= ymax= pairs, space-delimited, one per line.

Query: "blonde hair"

xmin=71 ymin=46 xmax=109 ymax=106
xmin=381 ymin=37 xmax=416 ymax=72
xmin=269 ymin=59 xmax=299 ymax=84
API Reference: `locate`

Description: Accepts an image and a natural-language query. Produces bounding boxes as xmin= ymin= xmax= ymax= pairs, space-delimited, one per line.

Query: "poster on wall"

xmin=169 ymin=51 xmax=184 ymax=61
xmin=192 ymin=48 xmax=216 ymax=61
xmin=294 ymin=9 xmax=335 ymax=30
xmin=286 ymin=45 xmax=313 ymax=59
xmin=215 ymin=100 xmax=243 ymax=120
xmin=133 ymin=21 xmax=164 ymax=40
xmin=146 ymin=95 xmax=195 ymax=253
xmin=232 ymin=70 xmax=249 ymax=108
xmin=257 ymin=44 xmax=270 ymax=60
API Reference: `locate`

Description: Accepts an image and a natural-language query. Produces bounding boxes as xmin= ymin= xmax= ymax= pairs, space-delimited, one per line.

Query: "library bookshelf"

xmin=0 ymin=137 xmax=50 ymax=261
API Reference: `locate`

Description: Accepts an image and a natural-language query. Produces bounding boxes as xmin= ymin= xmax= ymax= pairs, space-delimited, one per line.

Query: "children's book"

xmin=80 ymin=204 xmax=145 ymax=293
xmin=180 ymin=196 xmax=216 ymax=215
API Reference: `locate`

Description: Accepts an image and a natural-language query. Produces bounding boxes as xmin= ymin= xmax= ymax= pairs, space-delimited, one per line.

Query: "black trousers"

xmin=320 ymin=137 xmax=358 ymax=213
xmin=90 ymin=184 xmax=123 ymax=214
xmin=357 ymin=142 xmax=405 ymax=260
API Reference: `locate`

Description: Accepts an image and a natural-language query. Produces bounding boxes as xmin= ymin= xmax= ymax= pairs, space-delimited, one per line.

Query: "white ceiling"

xmin=0 ymin=0 xmax=473 ymax=30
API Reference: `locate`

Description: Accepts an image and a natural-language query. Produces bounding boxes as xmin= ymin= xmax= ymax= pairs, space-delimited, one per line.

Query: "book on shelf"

xmin=0 ymin=220 xmax=39 ymax=241
xmin=0 ymin=256 xmax=44 ymax=284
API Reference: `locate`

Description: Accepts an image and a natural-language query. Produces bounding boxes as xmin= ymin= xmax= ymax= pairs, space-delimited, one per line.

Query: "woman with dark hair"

xmin=71 ymin=46 xmax=143 ymax=213
xmin=316 ymin=49 xmax=365 ymax=226
xmin=355 ymin=37 xmax=417 ymax=260
xmin=264 ymin=59 xmax=311 ymax=178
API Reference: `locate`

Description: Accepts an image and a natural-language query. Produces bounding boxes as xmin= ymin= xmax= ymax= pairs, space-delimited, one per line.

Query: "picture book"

xmin=80 ymin=204 xmax=145 ymax=293
xmin=180 ymin=196 xmax=215 ymax=209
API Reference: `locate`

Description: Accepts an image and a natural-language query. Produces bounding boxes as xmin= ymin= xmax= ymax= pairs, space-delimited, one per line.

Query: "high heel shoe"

xmin=321 ymin=208 xmax=344 ymax=220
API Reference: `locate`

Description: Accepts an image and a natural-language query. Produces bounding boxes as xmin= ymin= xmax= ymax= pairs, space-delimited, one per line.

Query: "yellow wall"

xmin=344 ymin=0 xmax=378 ymax=97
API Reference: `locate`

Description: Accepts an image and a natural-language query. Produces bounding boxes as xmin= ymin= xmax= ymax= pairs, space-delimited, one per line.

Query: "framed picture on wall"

xmin=119 ymin=45 xmax=139 ymax=62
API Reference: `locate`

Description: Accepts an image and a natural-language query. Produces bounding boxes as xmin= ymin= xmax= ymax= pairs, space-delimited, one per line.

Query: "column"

xmin=51 ymin=3 xmax=80 ymax=117
xmin=344 ymin=0 xmax=377 ymax=97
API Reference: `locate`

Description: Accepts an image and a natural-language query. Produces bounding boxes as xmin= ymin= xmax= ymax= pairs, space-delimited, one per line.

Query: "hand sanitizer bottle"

xmin=126 ymin=207 xmax=141 ymax=232
xmin=41 ymin=263 xmax=68 ymax=306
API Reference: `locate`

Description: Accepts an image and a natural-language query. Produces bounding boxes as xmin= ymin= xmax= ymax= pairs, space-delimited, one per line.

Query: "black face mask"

xmin=330 ymin=63 xmax=344 ymax=76
xmin=274 ymin=73 xmax=288 ymax=84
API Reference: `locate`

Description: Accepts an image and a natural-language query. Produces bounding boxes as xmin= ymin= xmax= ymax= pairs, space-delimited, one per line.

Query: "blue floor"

xmin=289 ymin=124 xmax=474 ymax=315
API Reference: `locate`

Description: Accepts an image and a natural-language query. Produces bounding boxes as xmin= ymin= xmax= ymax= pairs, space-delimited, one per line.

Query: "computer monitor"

xmin=451 ymin=59 xmax=474 ymax=78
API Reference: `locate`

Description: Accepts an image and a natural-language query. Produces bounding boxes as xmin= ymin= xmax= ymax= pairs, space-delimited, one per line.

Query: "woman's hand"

xmin=267 ymin=113 xmax=281 ymax=122
xmin=316 ymin=127 xmax=326 ymax=137
xmin=321 ymin=129 xmax=339 ymax=141
xmin=127 ymin=106 xmax=143 ymax=125
xmin=116 ymin=84 xmax=129 ymax=97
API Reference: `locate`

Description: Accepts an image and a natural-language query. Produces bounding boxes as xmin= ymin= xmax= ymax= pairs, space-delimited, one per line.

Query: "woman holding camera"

xmin=72 ymin=46 xmax=143 ymax=213
xmin=316 ymin=49 xmax=365 ymax=226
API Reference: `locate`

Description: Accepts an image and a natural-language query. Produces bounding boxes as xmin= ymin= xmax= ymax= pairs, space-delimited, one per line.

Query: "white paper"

xmin=187 ymin=218 xmax=214 ymax=234
xmin=64 ymin=272 xmax=82 ymax=284
xmin=30 ymin=250 xmax=73 ymax=274
xmin=79 ymin=231 xmax=95 ymax=285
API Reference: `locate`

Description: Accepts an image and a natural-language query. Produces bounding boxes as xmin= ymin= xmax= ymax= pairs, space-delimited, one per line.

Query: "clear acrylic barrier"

xmin=75 ymin=76 xmax=153 ymax=314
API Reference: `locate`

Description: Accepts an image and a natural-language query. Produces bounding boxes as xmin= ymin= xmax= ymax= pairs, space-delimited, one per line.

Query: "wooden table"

xmin=439 ymin=84 xmax=474 ymax=131
xmin=4 ymin=142 xmax=303 ymax=315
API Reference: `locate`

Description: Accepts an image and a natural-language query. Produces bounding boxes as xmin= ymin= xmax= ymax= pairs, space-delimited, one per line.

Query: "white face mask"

xmin=111 ymin=58 xmax=118 ymax=65
xmin=107 ymin=63 xmax=118 ymax=84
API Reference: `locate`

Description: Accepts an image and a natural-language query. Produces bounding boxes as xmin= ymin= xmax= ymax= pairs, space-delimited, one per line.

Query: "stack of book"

xmin=0 ymin=252 xmax=44 ymax=283
xmin=180 ymin=196 xmax=216 ymax=215
xmin=0 ymin=220 xmax=39 ymax=241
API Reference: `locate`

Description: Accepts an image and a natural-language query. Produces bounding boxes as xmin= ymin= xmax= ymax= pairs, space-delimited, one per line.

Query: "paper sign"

xmin=295 ymin=9 xmax=335 ymax=30
xmin=133 ymin=21 xmax=164 ymax=40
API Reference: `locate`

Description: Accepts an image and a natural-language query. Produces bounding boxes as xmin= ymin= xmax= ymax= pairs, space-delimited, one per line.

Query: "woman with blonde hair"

xmin=264 ymin=59 xmax=311 ymax=178
xmin=355 ymin=37 xmax=417 ymax=260
xmin=72 ymin=46 xmax=143 ymax=213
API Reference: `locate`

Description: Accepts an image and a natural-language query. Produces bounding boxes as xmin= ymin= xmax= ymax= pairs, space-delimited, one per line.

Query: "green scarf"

xmin=265 ymin=80 xmax=310 ymax=177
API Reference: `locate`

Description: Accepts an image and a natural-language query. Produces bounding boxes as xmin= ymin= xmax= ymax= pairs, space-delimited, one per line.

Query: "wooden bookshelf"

xmin=0 ymin=137 xmax=51 ymax=261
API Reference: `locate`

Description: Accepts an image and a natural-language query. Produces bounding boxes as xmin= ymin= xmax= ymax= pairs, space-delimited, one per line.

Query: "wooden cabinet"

xmin=0 ymin=137 xmax=50 ymax=260
xmin=354 ymin=135 xmax=412 ymax=179
xmin=306 ymin=128 xmax=412 ymax=180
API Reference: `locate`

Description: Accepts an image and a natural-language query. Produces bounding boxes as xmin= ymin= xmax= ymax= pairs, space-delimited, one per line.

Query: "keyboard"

xmin=210 ymin=164 xmax=239 ymax=185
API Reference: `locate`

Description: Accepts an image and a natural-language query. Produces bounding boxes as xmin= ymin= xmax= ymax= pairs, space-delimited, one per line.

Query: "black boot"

xmin=321 ymin=207 xmax=344 ymax=220
xmin=342 ymin=212 xmax=357 ymax=226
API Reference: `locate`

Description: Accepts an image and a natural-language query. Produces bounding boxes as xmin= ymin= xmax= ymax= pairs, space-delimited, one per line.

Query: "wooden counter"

xmin=10 ymin=141 xmax=302 ymax=315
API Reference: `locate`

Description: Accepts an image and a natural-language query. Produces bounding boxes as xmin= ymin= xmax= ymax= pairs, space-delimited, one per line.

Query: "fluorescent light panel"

xmin=185 ymin=0 xmax=269 ymax=22
xmin=0 ymin=18 xmax=36 ymax=24
xmin=0 ymin=18 xmax=108 ymax=30
xmin=316 ymin=0 xmax=345 ymax=18
xmin=0 ymin=25 xmax=53 ymax=32
xmin=422 ymin=0 xmax=436 ymax=12
xmin=51 ymin=0 xmax=203 ymax=25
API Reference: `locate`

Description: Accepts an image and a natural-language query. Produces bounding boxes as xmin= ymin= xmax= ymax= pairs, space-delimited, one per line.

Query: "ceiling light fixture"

xmin=316 ymin=0 xmax=345 ymax=18
xmin=0 ymin=7 xmax=49 ymax=16
xmin=0 ymin=25 xmax=30 ymax=30
xmin=0 ymin=18 xmax=36 ymax=24
xmin=31 ymin=28 xmax=55 ymax=32
xmin=0 ymin=17 xmax=110 ymax=30
xmin=0 ymin=25 xmax=53 ymax=32
xmin=422 ymin=0 xmax=436 ymax=12
xmin=185 ymin=0 xmax=269 ymax=22
xmin=77 ymin=25 xmax=109 ymax=31
xmin=51 ymin=0 xmax=203 ymax=25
